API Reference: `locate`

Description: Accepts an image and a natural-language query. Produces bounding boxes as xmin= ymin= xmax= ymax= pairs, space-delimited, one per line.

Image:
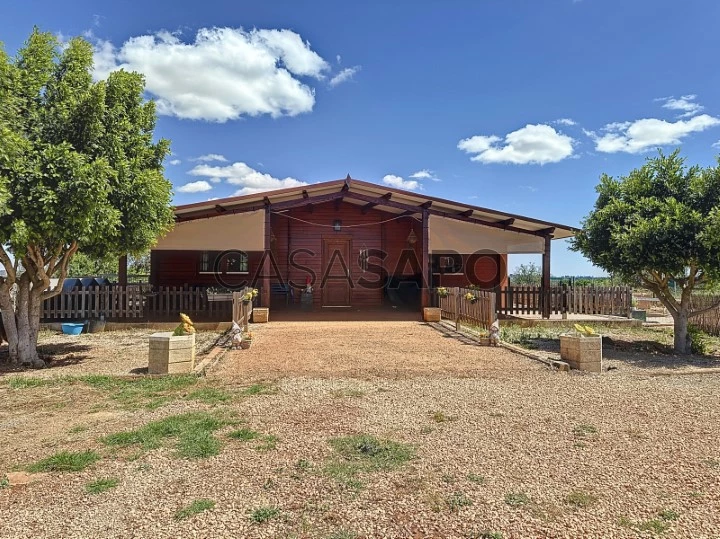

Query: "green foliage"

xmin=0 ymin=29 xmax=174 ymax=260
xmin=9 ymin=376 xmax=65 ymax=389
xmin=328 ymin=434 xmax=414 ymax=471
xmin=227 ymin=428 xmax=260 ymax=441
xmin=0 ymin=475 xmax=9 ymax=489
xmin=186 ymin=387 xmax=232 ymax=405
xmin=102 ymin=411 xmax=228 ymax=459
xmin=446 ymin=492 xmax=473 ymax=512
xmin=687 ymin=325 xmax=711 ymax=355
xmin=85 ymin=477 xmax=119 ymax=494
xmin=564 ymin=490 xmax=598 ymax=508
xmin=511 ymin=262 xmax=542 ymax=286
xmin=81 ymin=374 xmax=198 ymax=407
xmin=571 ymin=151 xmax=720 ymax=353
xmin=175 ymin=499 xmax=215 ymax=521
xmin=249 ymin=506 xmax=280 ymax=523
xmin=27 ymin=450 xmax=100 ymax=472
xmin=242 ymin=382 xmax=277 ymax=395
xmin=504 ymin=492 xmax=530 ymax=506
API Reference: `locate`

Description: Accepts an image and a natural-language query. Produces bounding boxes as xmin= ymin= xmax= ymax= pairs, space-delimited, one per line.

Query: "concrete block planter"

xmin=253 ymin=307 xmax=269 ymax=323
xmin=148 ymin=332 xmax=196 ymax=374
xmin=423 ymin=307 xmax=442 ymax=322
xmin=560 ymin=334 xmax=602 ymax=373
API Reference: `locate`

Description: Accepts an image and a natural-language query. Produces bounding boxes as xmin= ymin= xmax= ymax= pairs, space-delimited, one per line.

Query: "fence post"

xmin=455 ymin=288 xmax=461 ymax=332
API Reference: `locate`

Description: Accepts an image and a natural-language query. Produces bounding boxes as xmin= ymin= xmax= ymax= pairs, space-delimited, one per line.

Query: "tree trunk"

xmin=0 ymin=276 xmax=45 ymax=367
xmin=672 ymin=308 xmax=691 ymax=355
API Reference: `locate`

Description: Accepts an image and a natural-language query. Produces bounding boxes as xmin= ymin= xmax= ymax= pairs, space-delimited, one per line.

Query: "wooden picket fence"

xmin=438 ymin=287 xmax=496 ymax=331
xmin=690 ymin=294 xmax=720 ymax=336
xmin=497 ymin=285 xmax=632 ymax=317
xmin=41 ymin=285 xmax=237 ymax=322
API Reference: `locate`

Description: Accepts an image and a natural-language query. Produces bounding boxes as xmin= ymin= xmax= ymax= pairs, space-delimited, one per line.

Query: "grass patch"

xmin=186 ymin=387 xmax=232 ymax=405
xmin=249 ymin=505 xmax=280 ymax=523
xmin=328 ymin=434 xmax=414 ymax=471
xmin=256 ymin=434 xmax=279 ymax=452
xmin=69 ymin=424 xmax=89 ymax=434
xmin=446 ymin=491 xmax=473 ymax=512
xmin=637 ymin=519 xmax=670 ymax=534
xmin=467 ymin=473 xmax=485 ymax=484
xmin=564 ymin=490 xmax=597 ymax=508
xmin=573 ymin=424 xmax=597 ymax=437
xmin=241 ymin=383 xmax=277 ymax=396
xmin=504 ymin=492 xmax=530 ymax=507
xmin=658 ymin=509 xmax=679 ymax=521
xmin=102 ymin=411 xmax=228 ymax=459
xmin=9 ymin=376 xmax=70 ymax=389
xmin=430 ymin=411 xmax=456 ymax=423
xmin=175 ymin=499 xmax=215 ymax=521
xmin=228 ymin=428 xmax=260 ymax=441
xmin=0 ymin=475 xmax=9 ymax=489
xmin=81 ymin=374 xmax=199 ymax=408
xmin=324 ymin=434 xmax=413 ymax=489
xmin=27 ymin=450 xmax=100 ymax=473
xmin=85 ymin=477 xmax=119 ymax=494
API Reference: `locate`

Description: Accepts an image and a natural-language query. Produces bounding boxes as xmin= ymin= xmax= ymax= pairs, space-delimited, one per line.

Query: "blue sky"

xmin=2 ymin=0 xmax=720 ymax=275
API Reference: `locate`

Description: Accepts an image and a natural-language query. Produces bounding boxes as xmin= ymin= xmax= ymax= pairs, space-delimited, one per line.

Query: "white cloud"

xmin=191 ymin=154 xmax=228 ymax=163
xmin=177 ymin=180 xmax=213 ymax=193
xmin=409 ymin=169 xmax=440 ymax=181
xmin=189 ymin=162 xmax=306 ymax=195
xmin=555 ymin=118 xmax=577 ymax=126
xmin=657 ymin=94 xmax=704 ymax=118
xmin=458 ymin=124 xmax=575 ymax=165
xmin=92 ymin=27 xmax=330 ymax=122
xmin=382 ymin=174 xmax=420 ymax=191
xmin=589 ymin=114 xmax=720 ymax=154
xmin=168 ymin=159 xmax=182 ymax=166
xmin=329 ymin=65 xmax=361 ymax=87
xmin=713 ymin=140 xmax=720 ymax=149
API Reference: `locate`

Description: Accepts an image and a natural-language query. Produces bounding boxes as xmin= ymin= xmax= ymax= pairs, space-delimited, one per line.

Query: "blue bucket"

xmin=61 ymin=323 xmax=85 ymax=335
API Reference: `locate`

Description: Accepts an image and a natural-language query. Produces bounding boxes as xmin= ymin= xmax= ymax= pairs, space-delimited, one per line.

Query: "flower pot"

xmin=240 ymin=340 xmax=251 ymax=350
xmin=559 ymin=334 xmax=602 ymax=373
xmin=148 ymin=332 xmax=196 ymax=374
xmin=423 ymin=307 xmax=441 ymax=322
xmin=252 ymin=308 xmax=269 ymax=323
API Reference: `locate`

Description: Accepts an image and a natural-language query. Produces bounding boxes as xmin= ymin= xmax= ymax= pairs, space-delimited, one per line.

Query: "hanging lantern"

xmin=407 ymin=228 xmax=417 ymax=245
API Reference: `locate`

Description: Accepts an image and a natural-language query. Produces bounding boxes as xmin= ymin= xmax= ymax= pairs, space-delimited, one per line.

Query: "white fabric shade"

xmin=153 ymin=210 xmax=265 ymax=251
xmin=429 ymin=215 xmax=545 ymax=254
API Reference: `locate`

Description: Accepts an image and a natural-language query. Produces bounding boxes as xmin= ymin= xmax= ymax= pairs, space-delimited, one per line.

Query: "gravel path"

xmin=1 ymin=321 xmax=719 ymax=538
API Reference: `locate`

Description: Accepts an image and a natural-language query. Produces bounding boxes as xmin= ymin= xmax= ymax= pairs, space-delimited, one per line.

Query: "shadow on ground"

xmin=0 ymin=342 xmax=92 ymax=372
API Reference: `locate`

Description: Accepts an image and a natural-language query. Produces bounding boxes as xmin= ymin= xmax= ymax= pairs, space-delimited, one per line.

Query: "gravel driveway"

xmin=1 ymin=321 xmax=719 ymax=538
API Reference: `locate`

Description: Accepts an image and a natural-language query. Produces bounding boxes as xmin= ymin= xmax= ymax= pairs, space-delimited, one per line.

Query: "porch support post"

xmin=541 ymin=235 xmax=551 ymax=319
xmin=261 ymin=208 xmax=271 ymax=308
xmin=421 ymin=210 xmax=430 ymax=309
xmin=118 ymin=255 xmax=128 ymax=286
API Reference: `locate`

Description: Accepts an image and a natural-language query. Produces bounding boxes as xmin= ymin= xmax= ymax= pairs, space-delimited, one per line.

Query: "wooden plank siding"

xmin=151 ymin=200 xmax=511 ymax=310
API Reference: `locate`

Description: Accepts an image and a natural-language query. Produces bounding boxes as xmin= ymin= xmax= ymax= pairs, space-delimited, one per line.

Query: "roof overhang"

xmin=172 ymin=178 xmax=578 ymax=239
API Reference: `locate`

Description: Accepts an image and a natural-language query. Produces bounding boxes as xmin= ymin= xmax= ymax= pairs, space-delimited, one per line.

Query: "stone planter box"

xmin=560 ymin=334 xmax=602 ymax=373
xmin=423 ymin=307 xmax=441 ymax=322
xmin=148 ymin=332 xmax=196 ymax=374
xmin=253 ymin=308 xmax=269 ymax=323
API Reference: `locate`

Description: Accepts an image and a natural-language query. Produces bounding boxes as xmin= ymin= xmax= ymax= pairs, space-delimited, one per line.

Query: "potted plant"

xmin=464 ymin=292 xmax=478 ymax=304
xmin=242 ymin=288 xmax=259 ymax=305
xmin=559 ymin=324 xmax=602 ymax=373
xmin=148 ymin=313 xmax=197 ymax=374
xmin=240 ymin=331 xmax=253 ymax=349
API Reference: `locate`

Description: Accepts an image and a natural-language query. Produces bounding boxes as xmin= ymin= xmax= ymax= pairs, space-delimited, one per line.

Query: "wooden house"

xmin=150 ymin=177 xmax=575 ymax=315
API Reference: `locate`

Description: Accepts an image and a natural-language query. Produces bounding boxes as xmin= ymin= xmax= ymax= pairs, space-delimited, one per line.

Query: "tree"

xmin=571 ymin=150 xmax=720 ymax=354
xmin=0 ymin=29 xmax=174 ymax=366
xmin=68 ymin=250 xmax=151 ymax=278
xmin=512 ymin=262 xmax=542 ymax=286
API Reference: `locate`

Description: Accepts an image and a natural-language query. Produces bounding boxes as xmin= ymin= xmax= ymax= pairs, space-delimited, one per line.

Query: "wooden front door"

xmin=322 ymin=238 xmax=352 ymax=307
